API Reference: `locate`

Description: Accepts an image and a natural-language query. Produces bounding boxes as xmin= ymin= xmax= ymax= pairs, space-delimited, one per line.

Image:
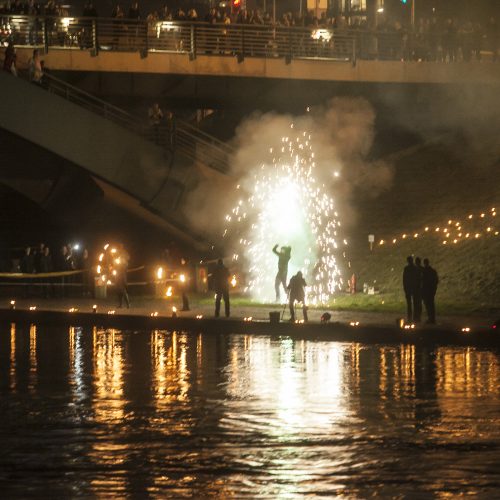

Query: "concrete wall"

xmin=0 ymin=70 xmax=174 ymax=206
xmin=15 ymin=48 xmax=500 ymax=85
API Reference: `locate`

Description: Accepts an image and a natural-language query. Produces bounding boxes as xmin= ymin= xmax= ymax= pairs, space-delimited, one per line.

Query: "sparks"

xmin=225 ymin=126 xmax=345 ymax=304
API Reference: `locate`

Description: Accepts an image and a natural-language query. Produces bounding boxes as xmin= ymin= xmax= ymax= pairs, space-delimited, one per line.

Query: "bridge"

xmin=3 ymin=15 xmax=500 ymax=249
xmin=4 ymin=16 xmax=500 ymax=84
xmin=0 ymin=67 xmax=234 ymax=250
xmin=6 ymin=15 xmax=500 ymax=112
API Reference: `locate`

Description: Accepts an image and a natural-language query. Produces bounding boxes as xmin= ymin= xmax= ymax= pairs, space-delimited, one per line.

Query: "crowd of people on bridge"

xmin=1 ymin=1 xmax=499 ymax=62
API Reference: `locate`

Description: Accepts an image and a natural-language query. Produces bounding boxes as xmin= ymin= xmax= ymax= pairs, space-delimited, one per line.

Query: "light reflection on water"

xmin=0 ymin=324 xmax=500 ymax=497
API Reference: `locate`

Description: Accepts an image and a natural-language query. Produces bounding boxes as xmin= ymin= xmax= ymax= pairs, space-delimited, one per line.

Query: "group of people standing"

xmin=16 ymin=242 xmax=92 ymax=298
xmin=273 ymin=244 xmax=441 ymax=325
xmin=273 ymin=243 xmax=308 ymax=322
xmin=403 ymin=256 xmax=439 ymax=324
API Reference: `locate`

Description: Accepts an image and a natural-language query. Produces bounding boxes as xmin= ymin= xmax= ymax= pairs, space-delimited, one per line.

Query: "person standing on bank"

xmin=179 ymin=257 xmax=190 ymax=311
xmin=273 ymin=243 xmax=291 ymax=302
xmin=287 ymin=270 xmax=308 ymax=322
xmin=116 ymin=248 xmax=130 ymax=308
xmin=403 ymin=255 xmax=419 ymax=322
xmin=422 ymin=258 xmax=439 ymax=324
xmin=212 ymin=259 xmax=230 ymax=318
xmin=414 ymin=256 xmax=424 ymax=322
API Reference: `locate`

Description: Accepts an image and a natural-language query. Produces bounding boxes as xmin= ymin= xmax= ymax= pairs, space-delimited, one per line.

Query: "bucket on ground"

xmin=269 ymin=311 xmax=281 ymax=324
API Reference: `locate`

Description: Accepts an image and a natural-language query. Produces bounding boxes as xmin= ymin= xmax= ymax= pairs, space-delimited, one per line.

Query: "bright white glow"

xmin=311 ymin=29 xmax=332 ymax=42
xmin=225 ymin=126 xmax=345 ymax=304
xmin=156 ymin=267 xmax=164 ymax=280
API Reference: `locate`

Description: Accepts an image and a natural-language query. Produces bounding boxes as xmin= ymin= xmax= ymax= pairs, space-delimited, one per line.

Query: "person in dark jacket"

xmin=20 ymin=246 xmax=35 ymax=274
xmin=115 ymin=259 xmax=130 ymax=308
xmin=39 ymin=246 xmax=53 ymax=298
xmin=287 ymin=270 xmax=308 ymax=322
xmin=403 ymin=256 xmax=419 ymax=322
xmin=179 ymin=257 xmax=190 ymax=311
xmin=212 ymin=259 xmax=230 ymax=317
xmin=414 ymin=256 xmax=424 ymax=322
xmin=20 ymin=246 xmax=35 ymax=297
xmin=273 ymin=244 xmax=291 ymax=302
xmin=422 ymin=258 xmax=439 ymax=324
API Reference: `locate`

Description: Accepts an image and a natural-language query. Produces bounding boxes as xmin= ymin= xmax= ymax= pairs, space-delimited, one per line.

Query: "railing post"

xmin=92 ymin=18 xmax=99 ymax=55
xmin=190 ymin=24 xmax=196 ymax=60
xmin=43 ymin=17 xmax=49 ymax=53
xmin=287 ymin=27 xmax=292 ymax=64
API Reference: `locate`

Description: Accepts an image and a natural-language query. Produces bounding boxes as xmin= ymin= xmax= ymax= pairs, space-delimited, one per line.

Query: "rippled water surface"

xmin=1 ymin=324 xmax=500 ymax=497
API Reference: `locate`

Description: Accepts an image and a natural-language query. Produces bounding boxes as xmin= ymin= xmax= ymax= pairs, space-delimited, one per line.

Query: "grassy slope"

xmin=346 ymin=135 xmax=500 ymax=316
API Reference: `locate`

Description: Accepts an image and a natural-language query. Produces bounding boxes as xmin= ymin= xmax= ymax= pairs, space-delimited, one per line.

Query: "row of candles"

xmin=7 ymin=300 xmax=479 ymax=331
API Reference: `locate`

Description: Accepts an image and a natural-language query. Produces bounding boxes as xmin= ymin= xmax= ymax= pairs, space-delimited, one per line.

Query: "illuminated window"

xmin=351 ymin=0 xmax=366 ymax=10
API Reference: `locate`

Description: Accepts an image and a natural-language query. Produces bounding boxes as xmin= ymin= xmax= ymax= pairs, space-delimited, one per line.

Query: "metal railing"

xmin=2 ymin=15 xmax=357 ymax=62
xmin=3 ymin=15 xmax=498 ymax=64
xmin=8 ymin=64 xmax=233 ymax=174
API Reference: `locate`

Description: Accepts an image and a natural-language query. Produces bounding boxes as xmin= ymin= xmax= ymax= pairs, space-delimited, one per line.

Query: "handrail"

xmin=2 ymin=15 xmax=497 ymax=64
xmin=10 ymin=66 xmax=233 ymax=174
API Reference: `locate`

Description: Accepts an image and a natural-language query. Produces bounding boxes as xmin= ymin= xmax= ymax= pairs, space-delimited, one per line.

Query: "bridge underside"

xmin=0 ymin=129 xmax=212 ymax=252
xmin=14 ymin=48 xmax=500 ymax=112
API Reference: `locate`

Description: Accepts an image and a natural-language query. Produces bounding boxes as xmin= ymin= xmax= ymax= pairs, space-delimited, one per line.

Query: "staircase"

xmin=41 ymin=72 xmax=234 ymax=175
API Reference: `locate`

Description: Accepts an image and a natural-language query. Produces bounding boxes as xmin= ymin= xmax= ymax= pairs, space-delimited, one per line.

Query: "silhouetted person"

xmin=3 ymin=41 xmax=17 ymax=76
xmin=81 ymin=2 xmax=98 ymax=48
xmin=422 ymin=258 xmax=439 ymax=324
xmin=403 ymin=256 xmax=419 ymax=322
xmin=39 ymin=246 xmax=53 ymax=298
xmin=116 ymin=261 xmax=130 ymax=308
xmin=287 ymin=271 xmax=308 ymax=322
xmin=29 ymin=48 xmax=43 ymax=85
xmin=34 ymin=242 xmax=45 ymax=273
xmin=20 ymin=247 xmax=35 ymax=297
xmin=273 ymin=244 xmax=291 ymax=302
xmin=212 ymin=258 xmax=230 ymax=318
xmin=20 ymin=247 xmax=35 ymax=274
xmin=414 ymin=256 xmax=424 ymax=322
xmin=148 ymin=102 xmax=163 ymax=144
xmin=81 ymin=248 xmax=92 ymax=297
xmin=179 ymin=257 xmax=190 ymax=311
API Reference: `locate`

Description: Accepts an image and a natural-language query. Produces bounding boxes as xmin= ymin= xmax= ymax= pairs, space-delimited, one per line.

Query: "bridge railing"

xmin=3 ymin=15 xmax=497 ymax=63
xmin=6 ymin=63 xmax=233 ymax=174
xmin=3 ymin=15 xmax=358 ymax=62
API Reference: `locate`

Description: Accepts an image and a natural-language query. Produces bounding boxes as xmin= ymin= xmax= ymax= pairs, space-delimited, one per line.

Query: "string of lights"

xmin=377 ymin=206 xmax=499 ymax=247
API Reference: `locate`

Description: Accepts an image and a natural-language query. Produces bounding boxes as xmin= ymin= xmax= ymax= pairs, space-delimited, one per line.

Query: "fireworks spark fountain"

xmin=225 ymin=124 xmax=347 ymax=305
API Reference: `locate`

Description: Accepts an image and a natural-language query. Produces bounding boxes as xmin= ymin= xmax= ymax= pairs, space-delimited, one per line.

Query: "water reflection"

xmin=10 ymin=322 xmax=16 ymax=391
xmin=150 ymin=330 xmax=191 ymax=405
xmin=28 ymin=324 xmax=37 ymax=392
xmin=0 ymin=325 xmax=499 ymax=497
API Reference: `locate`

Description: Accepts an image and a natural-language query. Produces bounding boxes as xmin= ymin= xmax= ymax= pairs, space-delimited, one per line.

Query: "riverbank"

xmin=1 ymin=296 xmax=499 ymax=348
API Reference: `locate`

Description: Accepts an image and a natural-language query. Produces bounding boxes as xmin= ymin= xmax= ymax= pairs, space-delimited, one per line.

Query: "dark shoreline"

xmin=2 ymin=308 xmax=499 ymax=349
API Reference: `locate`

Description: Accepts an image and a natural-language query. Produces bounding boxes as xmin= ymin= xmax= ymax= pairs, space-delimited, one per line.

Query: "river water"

xmin=1 ymin=324 xmax=499 ymax=497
